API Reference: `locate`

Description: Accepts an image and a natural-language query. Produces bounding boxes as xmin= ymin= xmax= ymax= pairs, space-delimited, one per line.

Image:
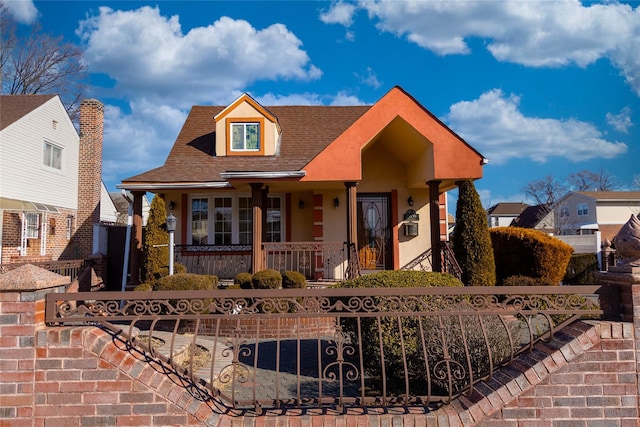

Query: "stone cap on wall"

xmin=0 ymin=264 xmax=69 ymax=291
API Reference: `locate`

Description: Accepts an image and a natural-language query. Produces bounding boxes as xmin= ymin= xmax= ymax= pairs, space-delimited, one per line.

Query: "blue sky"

xmin=5 ymin=0 xmax=640 ymax=211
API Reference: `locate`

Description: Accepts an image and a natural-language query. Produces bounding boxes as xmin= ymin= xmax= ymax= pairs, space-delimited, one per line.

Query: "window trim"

xmin=226 ymin=118 xmax=265 ymax=156
xmin=43 ymin=140 xmax=62 ymax=170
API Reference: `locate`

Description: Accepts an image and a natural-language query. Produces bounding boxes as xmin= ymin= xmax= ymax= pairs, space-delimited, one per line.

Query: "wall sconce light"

xmin=168 ymin=201 xmax=176 ymax=211
xmin=298 ymin=200 xmax=304 ymax=209
xmin=334 ymin=197 xmax=340 ymax=208
xmin=407 ymin=196 xmax=414 ymax=207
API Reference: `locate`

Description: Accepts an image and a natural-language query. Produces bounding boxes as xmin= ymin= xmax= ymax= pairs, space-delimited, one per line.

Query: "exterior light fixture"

xmin=168 ymin=201 xmax=176 ymax=211
xmin=334 ymin=197 xmax=340 ymax=208
xmin=298 ymin=200 xmax=304 ymax=209
xmin=166 ymin=213 xmax=177 ymax=275
xmin=407 ymin=196 xmax=414 ymax=207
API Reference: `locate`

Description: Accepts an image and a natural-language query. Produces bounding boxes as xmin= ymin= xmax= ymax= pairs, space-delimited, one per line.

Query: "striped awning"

xmin=0 ymin=197 xmax=60 ymax=213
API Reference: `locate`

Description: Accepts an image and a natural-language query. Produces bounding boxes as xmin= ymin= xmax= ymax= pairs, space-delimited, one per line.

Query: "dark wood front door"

xmin=356 ymin=194 xmax=391 ymax=271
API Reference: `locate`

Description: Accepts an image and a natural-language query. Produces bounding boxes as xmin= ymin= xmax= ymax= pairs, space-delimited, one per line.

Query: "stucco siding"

xmin=596 ymin=203 xmax=640 ymax=224
xmin=0 ymin=97 xmax=79 ymax=209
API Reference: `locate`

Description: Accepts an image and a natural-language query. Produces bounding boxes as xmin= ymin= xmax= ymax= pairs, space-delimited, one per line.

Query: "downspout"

xmin=121 ymin=190 xmax=133 ymax=295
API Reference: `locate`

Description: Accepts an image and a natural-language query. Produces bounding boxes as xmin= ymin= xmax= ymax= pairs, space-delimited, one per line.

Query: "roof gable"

xmin=301 ymin=86 xmax=485 ymax=184
xmin=0 ymin=94 xmax=57 ymax=131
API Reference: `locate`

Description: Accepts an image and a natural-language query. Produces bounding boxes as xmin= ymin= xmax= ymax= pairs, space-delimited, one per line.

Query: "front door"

xmin=356 ymin=194 xmax=391 ymax=271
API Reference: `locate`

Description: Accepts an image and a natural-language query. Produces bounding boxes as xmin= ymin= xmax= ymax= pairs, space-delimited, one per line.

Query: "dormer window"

xmin=227 ymin=119 xmax=264 ymax=154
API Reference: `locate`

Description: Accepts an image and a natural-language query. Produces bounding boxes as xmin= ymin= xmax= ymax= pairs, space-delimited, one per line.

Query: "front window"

xmin=231 ymin=122 xmax=260 ymax=151
xmin=43 ymin=141 xmax=62 ymax=169
xmin=577 ymin=203 xmax=588 ymax=216
xmin=191 ymin=198 xmax=209 ymax=245
xmin=26 ymin=213 xmax=40 ymax=238
xmin=560 ymin=206 xmax=570 ymax=218
xmin=189 ymin=194 xmax=283 ymax=244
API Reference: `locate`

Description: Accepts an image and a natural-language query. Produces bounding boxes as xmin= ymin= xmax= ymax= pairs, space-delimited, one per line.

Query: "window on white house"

xmin=231 ymin=123 xmax=260 ymax=151
xmin=66 ymin=216 xmax=73 ymax=240
xmin=577 ymin=203 xmax=588 ymax=216
xmin=560 ymin=206 xmax=570 ymax=217
xmin=191 ymin=198 xmax=209 ymax=245
xmin=43 ymin=141 xmax=62 ymax=169
xmin=26 ymin=213 xmax=40 ymax=238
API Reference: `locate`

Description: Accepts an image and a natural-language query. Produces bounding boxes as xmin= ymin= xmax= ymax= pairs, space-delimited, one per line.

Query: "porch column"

xmin=251 ymin=183 xmax=264 ymax=273
xmin=345 ymin=182 xmax=358 ymax=256
xmin=428 ymin=180 xmax=442 ymax=272
xmin=128 ymin=191 xmax=144 ymax=286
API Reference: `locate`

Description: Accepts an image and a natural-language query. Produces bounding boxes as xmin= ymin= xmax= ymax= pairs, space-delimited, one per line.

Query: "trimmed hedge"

xmin=490 ymin=227 xmax=573 ymax=285
xmin=338 ymin=269 xmax=464 ymax=289
xmin=155 ymin=273 xmax=218 ymax=291
xmin=234 ymin=272 xmax=253 ymax=289
xmin=563 ymin=253 xmax=599 ymax=285
xmin=282 ymin=270 xmax=307 ymax=289
xmin=251 ymin=269 xmax=282 ymax=289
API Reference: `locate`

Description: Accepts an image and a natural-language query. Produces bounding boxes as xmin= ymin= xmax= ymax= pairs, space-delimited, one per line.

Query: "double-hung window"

xmin=191 ymin=198 xmax=209 ymax=245
xmin=231 ymin=122 xmax=260 ymax=151
xmin=43 ymin=141 xmax=62 ymax=169
xmin=577 ymin=203 xmax=588 ymax=216
xmin=26 ymin=213 xmax=40 ymax=238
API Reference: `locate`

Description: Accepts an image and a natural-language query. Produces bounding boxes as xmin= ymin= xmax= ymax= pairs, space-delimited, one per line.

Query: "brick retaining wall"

xmin=1 ymin=280 xmax=639 ymax=426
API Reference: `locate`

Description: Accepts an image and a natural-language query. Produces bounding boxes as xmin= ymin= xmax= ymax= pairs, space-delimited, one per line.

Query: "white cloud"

xmin=3 ymin=0 xmax=38 ymax=24
xmin=256 ymin=91 xmax=366 ymax=106
xmin=445 ymin=89 xmax=628 ymax=164
xmin=606 ymin=107 xmax=633 ymax=133
xmin=320 ymin=1 xmax=357 ymax=26
xmin=102 ymin=100 xmax=186 ymax=184
xmin=353 ymin=0 xmax=640 ymax=95
xmin=355 ymin=67 xmax=382 ymax=89
xmin=77 ymin=6 xmax=321 ymax=108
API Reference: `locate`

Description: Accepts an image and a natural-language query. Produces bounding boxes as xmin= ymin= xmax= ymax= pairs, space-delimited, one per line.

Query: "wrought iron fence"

xmin=174 ymin=245 xmax=251 ymax=279
xmin=45 ymin=284 xmax=611 ymax=412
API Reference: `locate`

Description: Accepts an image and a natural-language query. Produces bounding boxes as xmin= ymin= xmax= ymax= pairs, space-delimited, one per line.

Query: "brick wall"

xmin=75 ymin=99 xmax=104 ymax=260
xmin=1 ymin=280 xmax=639 ymax=426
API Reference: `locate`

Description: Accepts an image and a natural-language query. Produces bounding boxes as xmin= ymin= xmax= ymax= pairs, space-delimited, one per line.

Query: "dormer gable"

xmin=214 ymin=93 xmax=281 ymax=157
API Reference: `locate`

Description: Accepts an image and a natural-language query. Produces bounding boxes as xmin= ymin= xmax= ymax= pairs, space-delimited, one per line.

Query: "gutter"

xmin=117 ymin=182 xmax=233 ymax=191
xmin=220 ymin=171 xmax=306 ymax=179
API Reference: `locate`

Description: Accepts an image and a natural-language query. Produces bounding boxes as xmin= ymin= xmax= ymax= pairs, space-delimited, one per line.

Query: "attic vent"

xmin=52 ymin=120 xmax=58 ymax=130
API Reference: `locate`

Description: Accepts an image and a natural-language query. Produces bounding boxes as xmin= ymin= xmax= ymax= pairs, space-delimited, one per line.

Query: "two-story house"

xmin=0 ymin=95 xmax=105 ymax=265
xmin=119 ymin=86 xmax=487 ymax=283
xmin=486 ymin=202 xmax=530 ymax=228
xmin=538 ymin=191 xmax=640 ymax=241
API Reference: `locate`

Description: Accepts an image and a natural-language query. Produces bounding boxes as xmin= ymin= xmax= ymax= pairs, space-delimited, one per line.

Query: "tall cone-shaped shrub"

xmin=452 ymin=180 xmax=496 ymax=286
xmin=142 ymin=196 xmax=169 ymax=283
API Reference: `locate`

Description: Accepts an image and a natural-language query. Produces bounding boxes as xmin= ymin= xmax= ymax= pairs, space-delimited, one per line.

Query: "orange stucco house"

xmin=119 ymin=86 xmax=486 ymax=284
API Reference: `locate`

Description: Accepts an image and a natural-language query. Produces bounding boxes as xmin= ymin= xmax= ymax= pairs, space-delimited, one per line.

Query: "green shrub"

xmin=338 ymin=271 xmax=512 ymax=395
xmin=563 ymin=253 xmax=599 ymax=285
xmin=251 ymin=269 xmax=282 ymax=289
xmin=501 ymin=275 xmax=553 ymax=287
xmin=133 ymin=282 xmax=153 ymax=292
xmin=234 ymin=272 xmax=253 ymax=289
xmin=452 ymin=179 xmax=496 ymax=286
xmin=490 ymin=227 xmax=573 ymax=285
xmin=282 ymin=270 xmax=307 ymax=289
xmin=152 ymin=263 xmax=186 ymax=280
xmin=155 ymin=273 xmax=218 ymax=291
xmin=142 ymin=196 xmax=169 ymax=283
xmin=338 ymin=269 xmax=464 ymax=289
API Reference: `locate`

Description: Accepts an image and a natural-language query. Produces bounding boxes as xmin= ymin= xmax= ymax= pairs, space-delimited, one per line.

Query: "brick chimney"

xmin=75 ymin=99 xmax=104 ymax=259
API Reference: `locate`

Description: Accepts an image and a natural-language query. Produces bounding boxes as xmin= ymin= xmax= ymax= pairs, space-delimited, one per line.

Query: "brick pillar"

xmin=76 ymin=99 xmax=104 ymax=259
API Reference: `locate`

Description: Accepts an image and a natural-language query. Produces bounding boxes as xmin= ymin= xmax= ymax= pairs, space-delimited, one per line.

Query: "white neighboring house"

xmin=486 ymin=202 xmax=530 ymax=228
xmin=539 ymin=191 xmax=640 ymax=241
xmin=0 ymin=94 xmax=106 ymax=265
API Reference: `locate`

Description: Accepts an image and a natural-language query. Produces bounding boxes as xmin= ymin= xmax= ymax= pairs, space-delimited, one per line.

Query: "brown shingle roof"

xmin=0 ymin=94 xmax=57 ymax=131
xmin=487 ymin=202 xmax=530 ymax=216
xmin=574 ymin=191 xmax=640 ymax=200
xmin=123 ymin=105 xmax=371 ymax=184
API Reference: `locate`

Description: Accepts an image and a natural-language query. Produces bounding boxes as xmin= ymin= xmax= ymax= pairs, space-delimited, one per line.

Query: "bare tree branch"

xmin=0 ymin=2 xmax=87 ymax=122
xmin=523 ymin=175 xmax=567 ymax=206
xmin=568 ymin=169 xmax=618 ymax=191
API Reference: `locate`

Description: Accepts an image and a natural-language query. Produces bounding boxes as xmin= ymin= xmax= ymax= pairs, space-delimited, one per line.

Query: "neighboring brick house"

xmin=120 ymin=86 xmax=487 ymax=283
xmin=0 ymin=95 xmax=105 ymax=265
xmin=486 ymin=202 xmax=530 ymax=228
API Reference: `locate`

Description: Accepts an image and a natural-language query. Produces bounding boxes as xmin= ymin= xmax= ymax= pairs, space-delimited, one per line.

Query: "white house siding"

xmin=0 ymin=97 xmax=79 ymax=210
xmin=596 ymin=203 xmax=640 ymax=224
